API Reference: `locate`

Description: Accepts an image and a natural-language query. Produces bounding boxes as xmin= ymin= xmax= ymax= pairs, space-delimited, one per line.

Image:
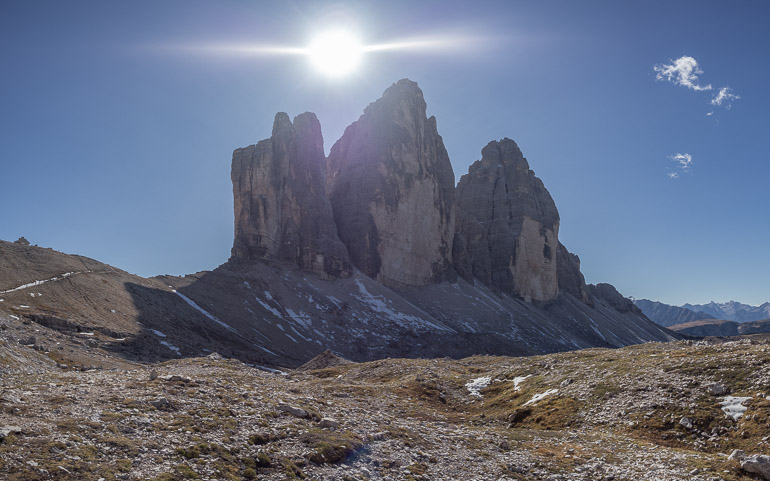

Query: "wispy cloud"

xmin=654 ymin=56 xmax=712 ymax=91
xmin=667 ymin=153 xmax=692 ymax=179
xmin=710 ymin=87 xmax=740 ymax=108
xmin=653 ymin=55 xmax=740 ymax=116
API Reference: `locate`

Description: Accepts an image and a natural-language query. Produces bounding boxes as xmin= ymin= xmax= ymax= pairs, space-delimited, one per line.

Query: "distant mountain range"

xmin=634 ymin=299 xmax=770 ymax=326
xmin=681 ymin=301 xmax=770 ymax=323
xmin=631 ymin=299 xmax=715 ymax=327
xmin=668 ymin=318 xmax=770 ymax=337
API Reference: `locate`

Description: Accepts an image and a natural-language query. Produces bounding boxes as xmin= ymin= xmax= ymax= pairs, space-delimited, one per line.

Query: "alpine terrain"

xmin=7 ymin=80 xmax=770 ymax=481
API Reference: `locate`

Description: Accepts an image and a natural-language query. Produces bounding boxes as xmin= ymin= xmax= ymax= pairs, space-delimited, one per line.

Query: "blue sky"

xmin=1 ymin=1 xmax=768 ymax=306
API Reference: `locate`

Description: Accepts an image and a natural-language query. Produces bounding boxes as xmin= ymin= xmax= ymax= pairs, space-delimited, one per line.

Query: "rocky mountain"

xmin=455 ymin=139 xmax=559 ymax=302
xmin=682 ymin=301 xmax=770 ymax=323
xmin=0 ymin=79 xmax=678 ymax=370
xmin=326 ymin=79 xmax=456 ymax=288
xmin=0 ymin=238 xmax=674 ymax=369
xmin=669 ymin=318 xmax=770 ymax=337
xmin=231 ymin=111 xmax=351 ymax=279
xmin=633 ymin=299 xmax=715 ymax=327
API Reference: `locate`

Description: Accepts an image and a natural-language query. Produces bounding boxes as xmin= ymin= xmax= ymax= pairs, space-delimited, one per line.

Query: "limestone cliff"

xmin=455 ymin=138 xmax=565 ymax=302
xmin=327 ymin=79 xmax=456 ymax=288
xmin=230 ymin=112 xmax=351 ymax=278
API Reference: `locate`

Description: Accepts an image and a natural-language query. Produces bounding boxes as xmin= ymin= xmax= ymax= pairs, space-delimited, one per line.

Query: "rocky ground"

xmin=3 ymin=328 xmax=770 ymax=481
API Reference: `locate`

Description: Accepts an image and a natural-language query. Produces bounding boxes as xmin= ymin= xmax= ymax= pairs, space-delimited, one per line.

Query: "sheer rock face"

xmin=230 ymin=112 xmax=351 ymax=278
xmin=557 ymin=243 xmax=591 ymax=304
xmin=327 ymin=79 xmax=456 ymax=288
xmin=455 ymin=138 xmax=564 ymax=302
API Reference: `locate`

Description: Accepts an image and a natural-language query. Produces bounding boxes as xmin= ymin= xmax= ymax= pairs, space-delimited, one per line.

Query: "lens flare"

xmin=307 ymin=30 xmax=363 ymax=77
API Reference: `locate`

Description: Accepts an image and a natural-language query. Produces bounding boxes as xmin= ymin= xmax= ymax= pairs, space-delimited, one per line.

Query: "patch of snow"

xmin=524 ymin=388 xmax=559 ymax=406
xmin=251 ymin=328 xmax=270 ymax=340
xmin=264 ymin=291 xmax=273 ymax=300
xmin=513 ymin=375 xmax=531 ymax=390
xmin=19 ymin=305 xmax=29 ymax=308
xmin=80 ymin=332 xmax=95 ymax=336
xmin=275 ymin=323 xmax=285 ymax=331
xmin=256 ymin=297 xmax=282 ymax=318
xmin=159 ymin=340 xmax=181 ymax=355
xmin=110 ymin=309 xmax=116 ymax=314
xmin=173 ymin=290 xmax=236 ymax=333
xmin=285 ymin=333 xmax=298 ymax=343
xmin=252 ymin=364 xmax=287 ymax=375
xmin=353 ymin=278 xmax=446 ymax=331
xmin=472 ymin=286 xmax=507 ymax=312
xmin=590 ymin=324 xmax=607 ymax=341
xmin=289 ymin=324 xmax=312 ymax=342
xmin=466 ymin=376 xmax=492 ymax=397
xmin=588 ymin=318 xmax=607 ymax=341
xmin=9 ymin=315 xmax=19 ymax=320
xmin=243 ymin=281 xmax=251 ymax=289
xmin=720 ymin=396 xmax=751 ymax=421
xmin=255 ymin=344 xmax=277 ymax=355
xmin=313 ymin=328 xmax=327 ymax=339
xmin=0 ymin=271 xmax=80 ymax=294
xmin=150 ymin=329 xmax=167 ymax=338
xmin=285 ymin=308 xmax=311 ymax=329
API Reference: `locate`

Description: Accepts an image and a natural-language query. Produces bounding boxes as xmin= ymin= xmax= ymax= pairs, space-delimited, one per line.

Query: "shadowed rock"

xmin=231 ymin=112 xmax=351 ymax=278
xmin=455 ymin=138 xmax=564 ymax=302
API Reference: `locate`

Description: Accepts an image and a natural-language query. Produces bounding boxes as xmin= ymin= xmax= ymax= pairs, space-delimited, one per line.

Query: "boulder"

xmin=0 ymin=426 xmax=22 ymax=441
xmin=231 ymin=112 xmax=351 ymax=279
xmin=742 ymin=455 xmax=770 ymax=480
xmin=319 ymin=418 xmax=339 ymax=429
xmin=708 ymin=383 xmax=728 ymax=396
xmin=327 ymin=79 xmax=456 ymax=288
xmin=277 ymin=403 xmax=309 ymax=418
xmin=728 ymin=449 xmax=746 ymax=461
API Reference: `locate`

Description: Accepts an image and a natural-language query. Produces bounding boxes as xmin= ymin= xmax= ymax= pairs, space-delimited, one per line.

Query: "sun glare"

xmin=308 ymin=30 xmax=362 ymax=77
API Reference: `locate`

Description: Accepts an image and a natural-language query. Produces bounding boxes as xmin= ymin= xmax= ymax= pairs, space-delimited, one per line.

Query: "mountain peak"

xmin=327 ymin=79 xmax=455 ymax=287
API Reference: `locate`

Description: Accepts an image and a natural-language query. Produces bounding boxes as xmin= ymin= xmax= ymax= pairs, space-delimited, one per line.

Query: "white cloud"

xmin=667 ymin=153 xmax=692 ymax=179
xmin=711 ymin=86 xmax=740 ymax=107
xmin=670 ymin=153 xmax=692 ymax=170
xmin=654 ymin=56 xmax=712 ymax=91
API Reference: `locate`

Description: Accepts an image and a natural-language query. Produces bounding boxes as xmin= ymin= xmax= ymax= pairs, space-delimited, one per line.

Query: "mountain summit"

xmin=0 ymin=79 xmax=677 ymax=368
xmin=327 ymin=79 xmax=457 ymax=288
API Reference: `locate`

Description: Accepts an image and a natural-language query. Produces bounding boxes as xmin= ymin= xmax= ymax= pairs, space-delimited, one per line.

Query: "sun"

xmin=307 ymin=30 xmax=363 ymax=77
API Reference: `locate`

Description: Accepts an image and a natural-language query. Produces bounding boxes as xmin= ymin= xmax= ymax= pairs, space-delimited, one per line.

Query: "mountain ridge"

xmin=0 ymin=79 xmax=678 ymax=368
xmin=635 ymin=298 xmax=770 ymax=325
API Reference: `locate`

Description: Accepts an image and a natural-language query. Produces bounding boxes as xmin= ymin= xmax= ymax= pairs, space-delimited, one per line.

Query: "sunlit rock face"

xmin=230 ymin=112 xmax=351 ymax=278
xmin=455 ymin=138 xmax=565 ymax=302
xmin=327 ymin=79 xmax=456 ymax=288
